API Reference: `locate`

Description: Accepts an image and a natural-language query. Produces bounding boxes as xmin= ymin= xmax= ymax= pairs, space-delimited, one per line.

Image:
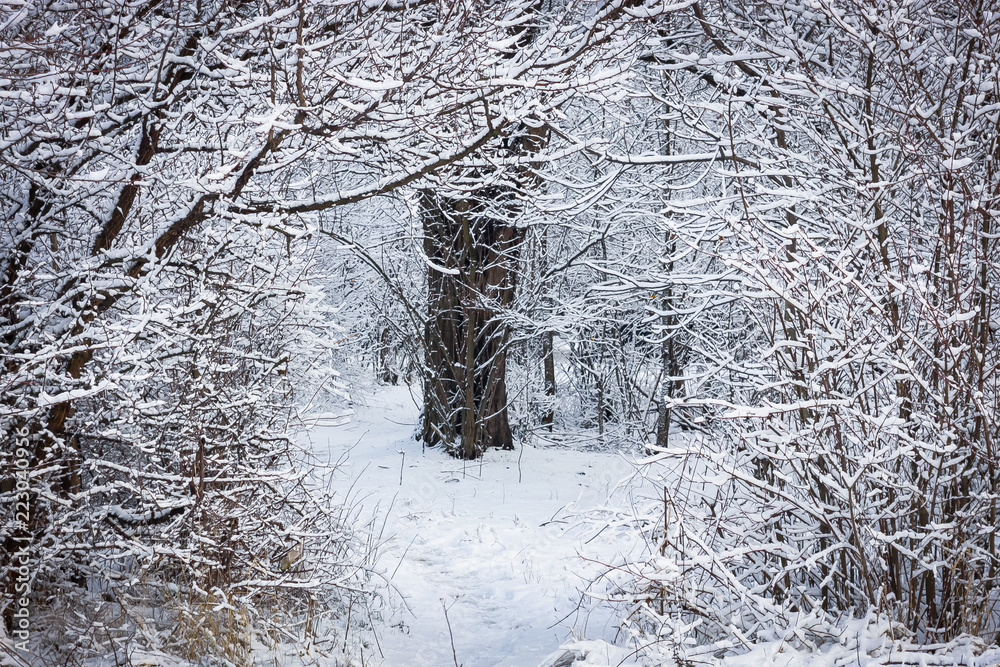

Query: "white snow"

xmin=307 ymin=385 xmax=648 ymax=667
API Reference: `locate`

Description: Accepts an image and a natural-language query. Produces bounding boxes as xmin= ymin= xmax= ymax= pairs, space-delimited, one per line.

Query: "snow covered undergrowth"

xmin=691 ymin=619 xmax=1000 ymax=667
xmin=294 ymin=384 xmax=1000 ymax=667
xmin=305 ymin=384 xmax=649 ymax=667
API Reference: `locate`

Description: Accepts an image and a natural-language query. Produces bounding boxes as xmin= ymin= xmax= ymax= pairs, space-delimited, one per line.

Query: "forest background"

xmin=1 ymin=0 xmax=998 ymax=664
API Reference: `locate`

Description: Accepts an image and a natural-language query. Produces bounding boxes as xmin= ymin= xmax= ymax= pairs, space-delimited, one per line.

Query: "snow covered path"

xmin=308 ymin=386 xmax=648 ymax=667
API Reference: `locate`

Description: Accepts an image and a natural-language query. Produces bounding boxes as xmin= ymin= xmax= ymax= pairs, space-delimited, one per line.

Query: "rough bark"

xmin=420 ymin=187 xmax=522 ymax=459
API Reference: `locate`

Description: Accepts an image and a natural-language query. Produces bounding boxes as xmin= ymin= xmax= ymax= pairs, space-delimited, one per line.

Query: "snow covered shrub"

xmin=0 ymin=0 xmax=386 ymax=660
xmin=0 ymin=197 xmax=374 ymax=661
xmin=611 ymin=0 xmax=1000 ymax=654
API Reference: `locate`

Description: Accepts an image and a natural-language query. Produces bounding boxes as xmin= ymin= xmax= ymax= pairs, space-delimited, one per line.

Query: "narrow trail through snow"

xmin=309 ymin=386 xmax=648 ymax=667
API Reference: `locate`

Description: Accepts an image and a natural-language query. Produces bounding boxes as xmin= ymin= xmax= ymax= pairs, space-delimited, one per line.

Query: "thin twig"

xmin=441 ymin=598 xmax=461 ymax=667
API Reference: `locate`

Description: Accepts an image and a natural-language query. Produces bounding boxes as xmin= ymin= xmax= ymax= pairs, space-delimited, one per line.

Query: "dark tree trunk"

xmin=654 ymin=113 xmax=685 ymax=449
xmin=378 ymin=326 xmax=399 ymax=385
xmin=541 ymin=330 xmax=555 ymax=430
xmin=420 ymin=187 xmax=522 ymax=459
xmin=655 ymin=230 xmax=686 ymax=450
xmin=655 ymin=329 xmax=685 ymax=448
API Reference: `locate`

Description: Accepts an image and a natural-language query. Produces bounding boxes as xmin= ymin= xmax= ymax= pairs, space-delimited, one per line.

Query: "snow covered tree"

xmin=0 ymin=0 xmax=474 ymax=656
xmin=0 ymin=0 xmax=681 ymax=655
xmin=269 ymin=0 xmax=673 ymax=459
xmin=616 ymin=0 xmax=1000 ymax=649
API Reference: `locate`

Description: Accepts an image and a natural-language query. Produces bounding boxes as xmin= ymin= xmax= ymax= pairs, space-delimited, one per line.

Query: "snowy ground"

xmin=306 ymin=385 xmax=650 ymax=667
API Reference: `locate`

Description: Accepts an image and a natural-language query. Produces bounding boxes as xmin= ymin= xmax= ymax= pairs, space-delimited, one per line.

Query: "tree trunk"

xmin=378 ymin=326 xmax=398 ymax=385
xmin=655 ymin=300 xmax=685 ymax=449
xmin=541 ymin=330 xmax=556 ymax=430
xmin=420 ymin=187 xmax=521 ymax=458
